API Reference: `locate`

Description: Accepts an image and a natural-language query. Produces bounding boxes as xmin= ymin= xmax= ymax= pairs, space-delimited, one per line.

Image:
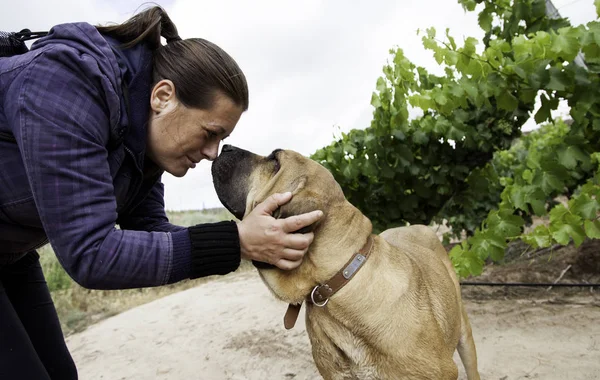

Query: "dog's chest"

xmin=316 ymin=324 xmax=381 ymax=378
xmin=345 ymin=366 xmax=379 ymax=380
xmin=331 ymin=368 xmax=379 ymax=380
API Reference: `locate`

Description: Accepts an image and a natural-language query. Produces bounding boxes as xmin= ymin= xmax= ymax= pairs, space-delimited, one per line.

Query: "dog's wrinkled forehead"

xmin=253 ymin=149 xmax=344 ymax=203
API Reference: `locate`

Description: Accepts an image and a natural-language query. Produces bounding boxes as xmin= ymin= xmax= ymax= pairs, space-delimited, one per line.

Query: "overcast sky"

xmin=1 ymin=0 xmax=595 ymax=210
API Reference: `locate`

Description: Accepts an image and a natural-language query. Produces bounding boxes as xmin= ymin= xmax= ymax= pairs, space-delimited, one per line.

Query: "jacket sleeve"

xmin=118 ymin=179 xmax=186 ymax=233
xmin=4 ymin=45 xmax=195 ymax=289
xmin=117 ymin=180 xmax=241 ymax=282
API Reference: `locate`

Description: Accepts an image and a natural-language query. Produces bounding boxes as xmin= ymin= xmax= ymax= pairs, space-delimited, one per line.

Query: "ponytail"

xmin=96 ymin=6 xmax=180 ymax=49
xmin=96 ymin=6 xmax=249 ymax=111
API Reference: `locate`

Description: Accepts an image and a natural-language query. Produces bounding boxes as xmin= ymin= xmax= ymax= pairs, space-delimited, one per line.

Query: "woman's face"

xmin=146 ymin=80 xmax=244 ymax=177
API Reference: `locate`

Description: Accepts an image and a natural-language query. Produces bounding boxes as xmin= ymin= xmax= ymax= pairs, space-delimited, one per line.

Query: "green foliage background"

xmin=312 ymin=0 xmax=600 ymax=277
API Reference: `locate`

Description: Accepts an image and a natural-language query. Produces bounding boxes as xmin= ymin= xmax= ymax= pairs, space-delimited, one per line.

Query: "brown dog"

xmin=212 ymin=145 xmax=480 ymax=380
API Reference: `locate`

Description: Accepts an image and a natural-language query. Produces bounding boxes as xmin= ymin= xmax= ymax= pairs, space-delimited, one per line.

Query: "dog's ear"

xmin=277 ymin=198 xmax=320 ymax=234
xmin=288 ymin=175 xmax=307 ymax=196
xmin=273 ymin=176 xmax=321 ymax=233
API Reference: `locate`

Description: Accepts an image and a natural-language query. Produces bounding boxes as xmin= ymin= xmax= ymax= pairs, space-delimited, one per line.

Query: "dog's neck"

xmin=257 ymin=201 xmax=373 ymax=306
xmin=283 ymin=232 xmax=374 ymax=329
xmin=309 ymin=203 xmax=373 ymax=283
xmin=290 ymin=202 xmax=373 ymax=301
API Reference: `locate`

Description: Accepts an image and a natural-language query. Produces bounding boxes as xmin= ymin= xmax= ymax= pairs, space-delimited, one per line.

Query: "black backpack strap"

xmin=14 ymin=29 xmax=49 ymax=42
xmin=0 ymin=29 xmax=48 ymax=56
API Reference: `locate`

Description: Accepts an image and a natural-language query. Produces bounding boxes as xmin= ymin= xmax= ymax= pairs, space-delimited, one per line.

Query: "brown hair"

xmin=96 ymin=6 xmax=248 ymax=111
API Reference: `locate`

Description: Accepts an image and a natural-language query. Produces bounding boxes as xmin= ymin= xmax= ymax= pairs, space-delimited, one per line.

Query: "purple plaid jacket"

xmin=0 ymin=23 xmax=195 ymax=289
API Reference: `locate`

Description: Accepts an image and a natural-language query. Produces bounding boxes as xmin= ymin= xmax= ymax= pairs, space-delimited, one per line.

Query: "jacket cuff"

xmin=188 ymin=221 xmax=241 ymax=279
xmin=167 ymin=229 xmax=193 ymax=284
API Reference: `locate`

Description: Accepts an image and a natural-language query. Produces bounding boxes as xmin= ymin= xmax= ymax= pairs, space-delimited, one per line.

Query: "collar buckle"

xmin=310 ymin=285 xmax=329 ymax=307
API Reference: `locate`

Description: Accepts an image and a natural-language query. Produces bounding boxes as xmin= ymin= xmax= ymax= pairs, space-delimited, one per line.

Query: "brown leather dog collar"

xmin=284 ymin=235 xmax=374 ymax=330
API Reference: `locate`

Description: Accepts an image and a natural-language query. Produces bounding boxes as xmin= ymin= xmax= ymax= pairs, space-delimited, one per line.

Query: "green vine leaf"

xmin=585 ymin=220 xmax=600 ymax=239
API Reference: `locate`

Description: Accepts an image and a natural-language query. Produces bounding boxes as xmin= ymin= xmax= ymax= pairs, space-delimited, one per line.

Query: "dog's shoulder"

xmin=379 ymin=225 xmax=440 ymax=249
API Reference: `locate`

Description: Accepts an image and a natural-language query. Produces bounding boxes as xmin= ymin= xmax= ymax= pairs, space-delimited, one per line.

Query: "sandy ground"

xmin=66 ymin=270 xmax=600 ymax=380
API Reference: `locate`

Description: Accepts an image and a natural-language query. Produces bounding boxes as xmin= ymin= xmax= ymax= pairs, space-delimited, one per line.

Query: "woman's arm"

xmin=5 ymin=45 xmax=239 ymax=289
xmin=117 ymin=179 xmax=186 ymax=233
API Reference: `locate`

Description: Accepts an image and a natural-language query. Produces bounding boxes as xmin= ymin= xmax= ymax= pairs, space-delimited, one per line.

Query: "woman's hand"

xmin=236 ymin=192 xmax=323 ymax=270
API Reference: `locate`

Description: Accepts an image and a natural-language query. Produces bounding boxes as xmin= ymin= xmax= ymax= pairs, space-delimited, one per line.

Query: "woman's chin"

xmin=167 ymin=165 xmax=189 ymax=178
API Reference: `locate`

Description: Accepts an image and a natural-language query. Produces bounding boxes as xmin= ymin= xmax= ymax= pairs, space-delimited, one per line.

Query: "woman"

xmin=0 ymin=6 xmax=322 ymax=379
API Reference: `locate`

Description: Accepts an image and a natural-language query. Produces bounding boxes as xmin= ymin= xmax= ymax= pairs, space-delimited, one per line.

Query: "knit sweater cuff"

xmin=188 ymin=221 xmax=241 ymax=279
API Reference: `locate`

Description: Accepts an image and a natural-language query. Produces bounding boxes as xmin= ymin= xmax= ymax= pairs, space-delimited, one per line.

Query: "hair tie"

xmin=166 ymin=36 xmax=182 ymax=44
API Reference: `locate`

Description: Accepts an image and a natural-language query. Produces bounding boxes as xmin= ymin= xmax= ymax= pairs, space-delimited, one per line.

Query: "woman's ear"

xmin=150 ymin=79 xmax=176 ymax=114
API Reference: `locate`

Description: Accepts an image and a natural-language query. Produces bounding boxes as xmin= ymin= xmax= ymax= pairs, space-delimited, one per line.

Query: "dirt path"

xmin=66 ymin=271 xmax=600 ymax=380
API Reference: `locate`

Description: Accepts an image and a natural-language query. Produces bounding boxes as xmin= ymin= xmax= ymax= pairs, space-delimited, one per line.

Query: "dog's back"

xmin=380 ymin=225 xmax=480 ymax=380
xmin=380 ymin=225 xmax=459 ymax=293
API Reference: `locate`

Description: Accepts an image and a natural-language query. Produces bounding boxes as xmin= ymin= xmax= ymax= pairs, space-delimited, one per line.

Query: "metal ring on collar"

xmin=310 ymin=286 xmax=329 ymax=307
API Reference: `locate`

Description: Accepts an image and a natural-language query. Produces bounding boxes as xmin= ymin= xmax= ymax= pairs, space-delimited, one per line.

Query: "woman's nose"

xmin=203 ymin=142 xmax=219 ymax=161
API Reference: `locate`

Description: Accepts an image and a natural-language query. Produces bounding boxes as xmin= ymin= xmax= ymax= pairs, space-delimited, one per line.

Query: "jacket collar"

xmin=103 ymin=36 xmax=154 ymax=165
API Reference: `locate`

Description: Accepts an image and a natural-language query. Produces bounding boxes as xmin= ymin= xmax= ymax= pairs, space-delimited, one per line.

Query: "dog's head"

xmin=212 ymin=145 xmax=371 ymax=303
xmin=212 ymin=145 xmax=344 ymax=223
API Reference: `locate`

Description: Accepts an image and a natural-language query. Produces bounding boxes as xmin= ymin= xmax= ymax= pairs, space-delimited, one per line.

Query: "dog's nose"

xmin=222 ymin=144 xmax=234 ymax=152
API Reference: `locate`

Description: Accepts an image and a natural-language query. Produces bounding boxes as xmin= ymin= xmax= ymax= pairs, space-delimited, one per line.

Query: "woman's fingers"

xmin=282 ymin=232 xmax=314 ymax=251
xmin=274 ymin=258 xmax=303 ymax=271
xmin=281 ymin=210 xmax=323 ymax=233
xmin=237 ymin=194 xmax=324 ymax=270
xmin=254 ymin=192 xmax=292 ymax=215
